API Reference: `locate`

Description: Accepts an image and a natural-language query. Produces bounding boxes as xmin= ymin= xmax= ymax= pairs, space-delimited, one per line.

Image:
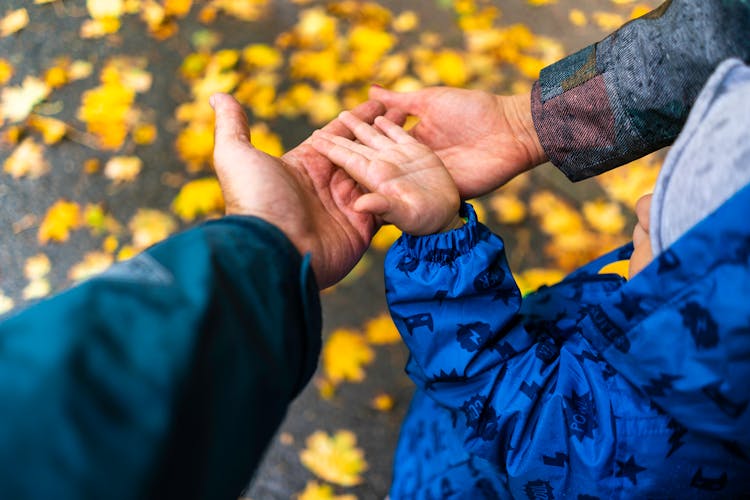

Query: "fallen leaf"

xmin=38 ymin=200 xmax=82 ymax=244
xmin=1 ymin=76 xmax=52 ymax=123
xmin=583 ymin=199 xmax=627 ymax=235
xmin=1 ymin=8 xmax=29 ymax=37
xmin=297 ymin=481 xmax=356 ymax=500
xmin=300 ymin=430 xmax=367 ymax=487
xmin=568 ymin=8 xmax=588 ymax=27
xmin=129 ymin=209 xmax=177 ymax=250
xmin=370 ymin=224 xmax=402 ymax=251
xmin=489 ymin=193 xmax=527 ymax=225
xmin=68 ymin=251 xmax=114 ymax=281
xmin=28 ymin=115 xmax=67 ymax=144
xmin=364 ymin=313 xmax=400 ymax=345
xmin=0 ymin=293 xmax=14 ymax=315
xmin=171 ymin=177 xmax=224 ymax=221
xmin=105 ymin=156 xmax=143 ymax=183
xmin=0 ymin=58 xmax=13 ymax=85
xmin=371 ymin=393 xmax=395 ymax=412
xmin=3 ymin=138 xmax=50 ymax=179
xmin=514 ymin=268 xmax=566 ymax=296
xmin=322 ymin=328 xmax=374 ymax=384
xmin=24 ymin=254 xmax=51 ymax=280
xmin=23 ymin=279 xmax=51 ymax=300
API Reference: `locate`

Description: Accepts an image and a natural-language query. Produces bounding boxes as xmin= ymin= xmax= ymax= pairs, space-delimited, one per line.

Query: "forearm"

xmin=385 ymin=203 xmax=527 ymax=396
xmin=531 ymin=0 xmax=750 ymax=181
xmin=0 ymin=216 xmax=321 ymax=499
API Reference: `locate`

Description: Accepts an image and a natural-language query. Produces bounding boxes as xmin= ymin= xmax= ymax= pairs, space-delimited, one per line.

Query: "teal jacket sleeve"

xmin=532 ymin=0 xmax=750 ymax=180
xmin=0 ymin=216 xmax=321 ymax=500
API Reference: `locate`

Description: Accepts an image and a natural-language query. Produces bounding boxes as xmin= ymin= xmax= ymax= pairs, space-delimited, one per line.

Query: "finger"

xmin=354 ymin=192 xmax=391 ymax=216
xmin=316 ymin=130 xmax=376 ymax=159
xmin=383 ymin=107 xmax=408 ymax=127
xmin=369 ymin=85 xmax=426 ymax=116
xmin=310 ymin=132 xmax=375 ymax=187
xmin=338 ymin=110 xmax=393 ymax=149
xmin=211 ymin=93 xmax=267 ymax=173
xmin=635 ymin=193 xmax=653 ymax=232
xmin=318 ymin=99 xmax=385 ymax=139
xmin=374 ymin=116 xmax=416 ymax=144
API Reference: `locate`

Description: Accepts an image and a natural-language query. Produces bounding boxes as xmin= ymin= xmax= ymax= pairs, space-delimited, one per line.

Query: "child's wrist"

xmin=438 ymin=213 xmax=466 ymax=232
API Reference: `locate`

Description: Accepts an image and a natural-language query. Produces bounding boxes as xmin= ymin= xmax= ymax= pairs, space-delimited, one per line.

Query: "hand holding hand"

xmin=211 ymin=93 xmax=396 ymax=289
xmin=370 ymin=86 xmax=547 ymax=198
xmin=310 ymin=111 xmax=462 ymax=236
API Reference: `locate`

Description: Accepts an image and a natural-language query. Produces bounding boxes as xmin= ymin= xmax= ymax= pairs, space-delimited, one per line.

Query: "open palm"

xmin=212 ymin=94 xmax=397 ymax=288
xmin=310 ymin=111 xmax=461 ymax=236
xmin=370 ymin=86 xmax=547 ymax=198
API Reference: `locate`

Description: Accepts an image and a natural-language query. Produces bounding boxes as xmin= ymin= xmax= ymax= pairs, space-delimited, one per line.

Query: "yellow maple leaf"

xmin=77 ymin=79 xmax=135 ymax=149
xmin=364 ymin=312 xmax=400 ymax=345
xmin=84 ymin=203 xmax=121 ymax=235
xmin=292 ymin=7 xmax=338 ymax=48
xmin=1 ymin=8 xmax=29 ymax=37
xmin=529 ymin=191 xmax=585 ymax=235
xmin=630 ymin=4 xmax=653 ymax=19
xmin=24 ymin=254 xmax=51 ymax=280
xmin=80 ymin=17 xmax=121 ymax=38
xmin=370 ymin=224 xmax=402 ymax=251
xmin=175 ymin=121 xmax=214 ymax=169
xmin=68 ymin=251 xmax=114 ymax=282
xmin=105 ymin=156 xmax=143 ymax=183
xmin=371 ymin=393 xmax=395 ymax=412
xmin=568 ymin=8 xmax=588 ymax=27
xmin=392 ymin=10 xmax=419 ymax=32
xmin=23 ymin=279 xmax=51 ymax=300
xmin=28 ymin=115 xmax=67 ymax=144
xmin=592 ymin=11 xmax=625 ymax=31
xmin=596 ymin=154 xmax=660 ymax=208
xmin=583 ymin=199 xmax=627 ymax=235
xmin=489 ymin=193 xmax=527 ymax=225
xmin=527 ymin=0 xmax=557 ymax=5
xmin=210 ymin=0 xmax=269 ymax=22
xmin=598 ymin=259 xmax=630 ymax=279
xmin=171 ymin=177 xmax=224 ymax=221
xmin=0 ymin=293 xmax=14 ymax=315
xmin=514 ymin=268 xmax=566 ymax=296
xmin=87 ymin=0 xmax=123 ymax=19
xmin=68 ymin=60 xmax=94 ymax=81
xmin=300 ymin=430 xmax=368 ymax=487
xmin=132 ymin=122 xmax=157 ymax=144
xmin=1 ymin=76 xmax=52 ymax=123
xmin=129 ymin=209 xmax=177 ymax=250
xmin=242 ymin=44 xmax=283 ymax=70
xmin=297 ymin=481 xmax=356 ymax=500
xmin=322 ymin=328 xmax=374 ymax=384
xmin=0 ymin=58 xmax=13 ymax=85
xmin=3 ymin=138 xmax=50 ymax=179
xmin=38 ymin=200 xmax=82 ymax=244
xmin=249 ymin=122 xmax=284 ymax=156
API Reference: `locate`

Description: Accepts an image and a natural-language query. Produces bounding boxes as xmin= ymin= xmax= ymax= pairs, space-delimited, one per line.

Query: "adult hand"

xmin=370 ymin=86 xmax=547 ymax=198
xmin=211 ymin=93 xmax=400 ymax=289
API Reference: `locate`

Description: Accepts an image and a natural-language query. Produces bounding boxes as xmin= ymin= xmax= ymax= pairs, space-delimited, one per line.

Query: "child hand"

xmin=310 ymin=111 xmax=463 ymax=236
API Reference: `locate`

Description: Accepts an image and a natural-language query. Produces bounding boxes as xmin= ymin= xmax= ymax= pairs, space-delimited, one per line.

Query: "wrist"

xmin=438 ymin=213 xmax=466 ymax=233
xmin=503 ymin=93 xmax=548 ymax=168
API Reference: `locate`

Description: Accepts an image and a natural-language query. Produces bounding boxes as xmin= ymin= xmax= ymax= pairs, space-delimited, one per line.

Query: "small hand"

xmin=211 ymin=93 xmax=399 ymax=288
xmin=370 ymin=86 xmax=547 ymax=198
xmin=310 ymin=111 xmax=462 ymax=236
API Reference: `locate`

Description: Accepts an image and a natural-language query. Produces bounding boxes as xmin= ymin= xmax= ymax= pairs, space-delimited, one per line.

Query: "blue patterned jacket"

xmin=385 ymin=194 xmax=750 ymax=499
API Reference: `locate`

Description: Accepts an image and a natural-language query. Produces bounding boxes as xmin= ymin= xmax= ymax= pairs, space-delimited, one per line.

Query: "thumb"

xmin=211 ymin=93 xmax=255 ymax=164
xmin=369 ymin=85 xmax=425 ymax=116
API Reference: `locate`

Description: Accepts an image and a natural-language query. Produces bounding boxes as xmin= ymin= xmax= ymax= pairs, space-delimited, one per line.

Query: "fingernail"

xmin=371 ymin=83 xmax=383 ymax=89
xmin=209 ymin=94 xmax=216 ymax=108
